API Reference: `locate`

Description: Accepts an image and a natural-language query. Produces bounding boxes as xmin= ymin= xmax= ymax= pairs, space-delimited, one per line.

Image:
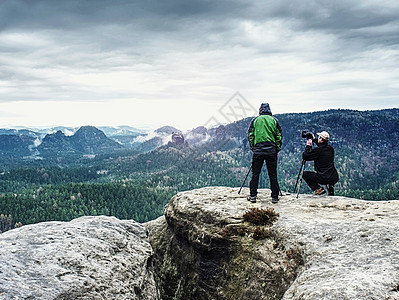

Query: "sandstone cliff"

xmin=1 ymin=187 xmax=399 ymax=300
xmin=146 ymin=187 xmax=399 ymax=300
xmin=0 ymin=216 xmax=159 ymax=300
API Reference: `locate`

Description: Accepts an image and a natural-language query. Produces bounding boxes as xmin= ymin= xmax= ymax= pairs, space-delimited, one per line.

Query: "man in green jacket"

xmin=247 ymin=103 xmax=282 ymax=203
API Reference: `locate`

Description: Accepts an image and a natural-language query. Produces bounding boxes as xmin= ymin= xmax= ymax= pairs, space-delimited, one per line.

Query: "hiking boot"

xmin=327 ymin=184 xmax=334 ymax=196
xmin=272 ymin=197 xmax=279 ymax=204
xmin=247 ymin=195 xmax=256 ymax=203
xmin=314 ymin=187 xmax=326 ymax=195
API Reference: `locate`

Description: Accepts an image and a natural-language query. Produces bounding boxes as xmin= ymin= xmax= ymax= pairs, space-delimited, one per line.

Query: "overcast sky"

xmin=0 ymin=0 xmax=398 ymax=130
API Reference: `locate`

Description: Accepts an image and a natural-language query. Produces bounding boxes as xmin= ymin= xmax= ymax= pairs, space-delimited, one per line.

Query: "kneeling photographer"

xmin=302 ymin=131 xmax=339 ymax=195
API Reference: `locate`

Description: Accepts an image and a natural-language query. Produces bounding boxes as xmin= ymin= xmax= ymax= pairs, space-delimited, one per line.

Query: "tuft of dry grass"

xmin=252 ymin=227 xmax=269 ymax=240
xmin=243 ymin=207 xmax=279 ymax=226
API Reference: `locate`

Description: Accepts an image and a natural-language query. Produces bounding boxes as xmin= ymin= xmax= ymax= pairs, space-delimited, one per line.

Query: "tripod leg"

xmin=293 ymin=160 xmax=305 ymax=193
xmin=296 ymin=161 xmax=305 ymax=198
xmin=238 ymin=165 xmax=252 ymax=194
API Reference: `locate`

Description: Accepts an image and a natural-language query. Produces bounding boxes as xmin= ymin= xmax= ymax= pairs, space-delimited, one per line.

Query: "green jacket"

xmin=248 ymin=104 xmax=282 ymax=155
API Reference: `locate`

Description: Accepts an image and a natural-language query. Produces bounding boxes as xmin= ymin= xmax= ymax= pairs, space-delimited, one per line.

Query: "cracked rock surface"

xmin=147 ymin=187 xmax=399 ymax=300
xmin=0 ymin=216 xmax=159 ymax=300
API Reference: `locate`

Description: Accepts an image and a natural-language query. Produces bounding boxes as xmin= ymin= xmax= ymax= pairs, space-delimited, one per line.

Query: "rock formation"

xmin=0 ymin=216 xmax=159 ymax=300
xmin=1 ymin=187 xmax=399 ymax=299
xmin=146 ymin=187 xmax=302 ymax=299
xmin=146 ymin=187 xmax=399 ymax=300
xmin=171 ymin=132 xmax=185 ymax=145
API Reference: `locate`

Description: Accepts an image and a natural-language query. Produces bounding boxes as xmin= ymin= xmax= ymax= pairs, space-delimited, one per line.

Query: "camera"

xmin=301 ymin=130 xmax=314 ymax=140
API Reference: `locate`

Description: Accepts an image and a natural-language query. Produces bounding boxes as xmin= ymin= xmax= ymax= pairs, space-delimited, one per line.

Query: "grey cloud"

xmin=0 ymin=0 xmax=398 ymax=109
xmin=0 ymin=0 xmax=244 ymax=31
xmin=2 ymin=0 xmax=398 ymax=35
xmin=3 ymin=0 xmax=397 ymax=57
xmin=275 ymin=1 xmax=399 ymax=46
xmin=248 ymin=1 xmax=398 ymax=31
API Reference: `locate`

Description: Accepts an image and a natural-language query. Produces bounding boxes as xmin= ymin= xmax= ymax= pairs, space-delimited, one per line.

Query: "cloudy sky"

xmin=0 ymin=0 xmax=398 ymax=130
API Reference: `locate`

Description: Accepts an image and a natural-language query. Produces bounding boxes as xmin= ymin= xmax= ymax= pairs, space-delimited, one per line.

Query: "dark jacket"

xmin=248 ymin=103 xmax=282 ymax=155
xmin=302 ymin=140 xmax=339 ymax=184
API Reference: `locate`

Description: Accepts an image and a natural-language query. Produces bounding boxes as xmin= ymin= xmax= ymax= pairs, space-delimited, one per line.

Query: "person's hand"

xmin=306 ymin=139 xmax=312 ymax=146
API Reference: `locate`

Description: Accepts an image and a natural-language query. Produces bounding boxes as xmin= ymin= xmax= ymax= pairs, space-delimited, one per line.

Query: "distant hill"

xmin=38 ymin=130 xmax=75 ymax=154
xmin=38 ymin=126 xmax=125 ymax=155
xmin=98 ymin=125 xmax=147 ymax=137
xmin=185 ymin=108 xmax=399 ymax=152
xmin=130 ymin=125 xmax=183 ymax=153
xmin=0 ymin=129 xmax=40 ymax=138
xmin=155 ymin=126 xmax=181 ymax=135
xmin=1 ymin=109 xmax=397 ymax=161
xmin=0 ymin=135 xmax=37 ymax=158
xmin=0 ymin=126 xmax=131 ymax=162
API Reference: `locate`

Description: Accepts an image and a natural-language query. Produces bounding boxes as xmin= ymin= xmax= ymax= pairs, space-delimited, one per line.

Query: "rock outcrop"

xmin=171 ymin=132 xmax=185 ymax=145
xmin=0 ymin=216 xmax=159 ymax=300
xmin=38 ymin=126 xmax=124 ymax=155
xmin=1 ymin=187 xmax=399 ymax=300
xmin=146 ymin=187 xmax=399 ymax=300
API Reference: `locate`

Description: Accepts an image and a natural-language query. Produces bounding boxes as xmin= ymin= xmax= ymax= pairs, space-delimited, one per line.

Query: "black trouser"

xmin=249 ymin=153 xmax=279 ymax=198
xmin=302 ymin=171 xmax=337 ymax=191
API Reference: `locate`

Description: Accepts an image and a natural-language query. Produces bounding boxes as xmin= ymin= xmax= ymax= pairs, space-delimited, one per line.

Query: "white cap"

xmin=317 ymin=131 xmax=330 ymax=140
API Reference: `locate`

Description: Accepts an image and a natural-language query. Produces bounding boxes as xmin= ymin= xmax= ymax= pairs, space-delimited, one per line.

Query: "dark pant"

xmin=249 ymin=153 xmax=280 ymax=198
xmin=302 ymin=171 xmax=337 ymax=191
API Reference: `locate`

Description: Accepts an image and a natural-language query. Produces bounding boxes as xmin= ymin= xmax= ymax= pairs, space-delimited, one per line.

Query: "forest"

xmin=0 ymin=108 xmax=398 ymax=232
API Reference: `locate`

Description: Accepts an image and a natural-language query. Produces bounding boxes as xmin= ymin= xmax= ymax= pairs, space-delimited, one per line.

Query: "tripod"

xmin=238 ymin=164 xmax=283 ymax=197
xmin=238 ymin=165 xmax=252 ymax=194
xmin=293 ymin=160 xmax=306 ymax=198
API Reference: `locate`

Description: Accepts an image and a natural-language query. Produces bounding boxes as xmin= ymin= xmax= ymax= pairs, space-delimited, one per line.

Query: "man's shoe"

xmin=272 ymin=197 xmax=279 ymax=204
xmin=247 ymin=195 xmax=256 ymax=203
xmin=314 ymin=187 xmax=326 ymax=195
xmin=327 ymin=184 xmax=334 ymax=196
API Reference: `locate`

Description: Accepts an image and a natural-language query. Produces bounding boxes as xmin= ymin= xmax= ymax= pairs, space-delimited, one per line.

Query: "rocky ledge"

xmin=0 ymin=216 xmax=159 ymax=300
xmin=146 ymin=187 xmax=399 ymax=300
xmin=1 ymin=187 xmax=399 ymax=300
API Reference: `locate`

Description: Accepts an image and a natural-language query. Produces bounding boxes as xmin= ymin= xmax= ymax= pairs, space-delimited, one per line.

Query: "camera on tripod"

xmin=293 ymin=130 xmax=314 ymax=198
xmin=301 ymin=130 xmax=314 ymax=140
